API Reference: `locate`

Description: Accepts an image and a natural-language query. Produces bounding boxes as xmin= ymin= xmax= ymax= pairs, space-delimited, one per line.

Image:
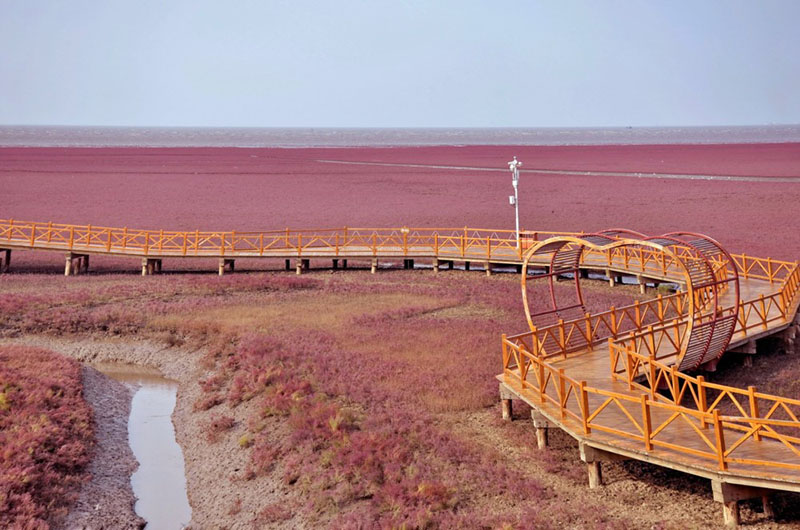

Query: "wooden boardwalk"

xmin=2 ymin=219 xmax=800 ymax=527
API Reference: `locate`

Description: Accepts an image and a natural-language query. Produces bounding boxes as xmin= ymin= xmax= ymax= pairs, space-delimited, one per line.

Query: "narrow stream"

xmin=94 ymin=363 xmax=192 ymax=529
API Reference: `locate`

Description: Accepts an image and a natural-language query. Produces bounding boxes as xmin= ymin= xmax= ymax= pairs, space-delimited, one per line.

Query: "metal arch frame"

xmin=520 ymin=230 xmax=741 ymax=371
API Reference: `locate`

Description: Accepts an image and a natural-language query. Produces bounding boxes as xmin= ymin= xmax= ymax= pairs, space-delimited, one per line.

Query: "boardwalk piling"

xmin=531 ymin=410 xmax=549 ymax=449
xmin=0 ymin=249 xmax=10 ymax=273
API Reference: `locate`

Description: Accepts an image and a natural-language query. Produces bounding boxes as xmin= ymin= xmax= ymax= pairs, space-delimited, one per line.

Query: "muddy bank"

xmin=62 ymin=366 xmax=145 ymax=529
xmin=5 ymin=335 xmax=293 ymax=529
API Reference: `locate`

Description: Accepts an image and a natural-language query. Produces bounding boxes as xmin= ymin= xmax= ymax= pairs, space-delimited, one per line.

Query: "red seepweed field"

xmin=2 ymin=143 xmax=800 ymax=528
xmin=1 ymin=142 xmax=799 ymax=262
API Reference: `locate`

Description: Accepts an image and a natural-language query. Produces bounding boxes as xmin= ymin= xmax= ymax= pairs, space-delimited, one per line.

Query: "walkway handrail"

xmin=504 ymin=292 xmax=689 ymax=360
xmin=503 ymin=335 xmax=800 ymax=472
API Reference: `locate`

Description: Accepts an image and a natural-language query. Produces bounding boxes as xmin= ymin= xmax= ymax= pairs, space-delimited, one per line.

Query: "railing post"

xmin=670 ymin=365 xmax=679 ymax=403
xmin=584 ymin=313 xmax=593 ymax=351
xmin=641 ymin=395 xmax=652 ymax=450
xmin=634 ymin=300 xmax=642 ymax=329
xmin=403 ymin=231 xmax=408 ymax=255
xmin=531 ymin=325 xmax=539 ymax=356
xmin=87 ymin=224 xmax=92 ymax=246
xmin=741 ymin=253 xmax=748 ymax=279
xmin=713 ymin=409 xmax=727 ymax=471
xmin=748 ymin=386 xmax=761 ymax=442
xmin=759 ymin=294 xmax=768 ymax=330
xmin=297 ymin=233 xmax=302 ymax=257
xmin=558 ymin=368 xmax=567 ymax=420
xmin=29 ymin=225 xmax=36 ymax=246
xmin=194 ymin=229 xmax=199 ymax=255
xmin=610 ymin=306 xmax=617 ymax=337
xmin=580 ymin=380 xmax=591 ymax=434
xmin=434 ymin=233 xmax=439 ymax=257
xmin=486 ymin=236 xmax=491 ymax=259
xmin=285 ymin=228 xmax=290 ymax=248
xmin=538 ymin=360 xmax=545 ymax=404
xmin=558 ymin=319 xmax=566 ymax=358
xmin=183 ymin=233 xmax=188 ymax=256
xmin=220 ymin=233 xmax=225 ymax=256
xmin=144 ymin=232 xmax=149 ymax=255
xmin=657 ymin=294 xmax=664 ymax=320
xmin=767 ymin=257 xmax=774 ymax=284
xmin=158 ymin=229 xmax=164 ymax=252
xmin=123 ymin=227 xmax=128 ymax=250
xmin=231 ymin=230 xmax=236 ymax=253
xmin=47 ymin=221 xmax=52 ymax=243
xmin=372 ymin=233 xmax=377 ymax=256
xmin=335 ymin=233 xmax=340 ymax=256
xmin=106 ymin=228 xmax=112 ymax=251
xmin=259 ymin=233 xmax=264 ymax=256
xmin=697 ymin=375 xmax=708 ymax=429
xmin=501 ymin=334 xmax=508 ymax=370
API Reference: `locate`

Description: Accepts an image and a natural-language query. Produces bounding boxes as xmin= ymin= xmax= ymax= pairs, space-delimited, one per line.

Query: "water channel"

xmin=93 ymin=363 xmax=192 ymax=529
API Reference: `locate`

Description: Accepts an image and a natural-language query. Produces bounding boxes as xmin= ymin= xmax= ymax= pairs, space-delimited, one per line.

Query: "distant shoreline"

xmin=1 ymin=125 xmax=799 ymax=148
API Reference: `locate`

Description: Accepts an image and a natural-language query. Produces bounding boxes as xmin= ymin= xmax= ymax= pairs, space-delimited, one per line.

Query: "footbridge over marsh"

xmin=2 ymin=219 xmax=800 ymax=527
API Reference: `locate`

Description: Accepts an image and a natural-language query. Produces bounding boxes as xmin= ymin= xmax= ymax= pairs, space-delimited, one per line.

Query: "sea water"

xmin=1 ymin=124 xmax=799 ymax=147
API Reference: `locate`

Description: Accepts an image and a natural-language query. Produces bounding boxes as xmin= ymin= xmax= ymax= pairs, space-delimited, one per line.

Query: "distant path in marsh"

xmin=315 ymin=158 xmax=800 ymax=183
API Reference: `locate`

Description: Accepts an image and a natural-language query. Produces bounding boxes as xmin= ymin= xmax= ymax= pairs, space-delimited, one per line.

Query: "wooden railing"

xmin=503 ymin=337 xmax=800 ymax=472
xmin=0 ymin=219 xmax=585 ymax=262
xmin=505 ymin=292 xmax=689 ymax=360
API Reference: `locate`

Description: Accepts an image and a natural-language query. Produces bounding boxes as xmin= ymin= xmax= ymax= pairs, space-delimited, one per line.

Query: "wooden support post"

xmin=501 ymin=399 xmax=512 ymax=420
xmin=586 ymin=461 xmax=602 ymax=489
xmin=155 ymin=259 xmax=162 ymax=273
xmin=432 ymin=258 xmax=439 ymax=273
xmin=0 ymin=249 xmax=10 ymax=273
xmin=285 ymin=259 xmax=291 ymax=271
xmin=342 ymin=259 xmax=348 ymax=269
xmin=465 ymin=261 xmax=470 ymax=271
xmin=637 ymin=275 xmax=646 ymax=294
xmin=82 ymin=254 xmax=90 ymax=273
xmin=579 ymin=269 xmax=589 ymax=279
xmin=141 ymin=257 xmax=148 ymax=276
xmin=606 ymin=270 xmax=615 ymax=287
xmin=516 ymin=264 xmax=522 ymax=273
xmin=371 ymin=259 xmax=378 ymax=274
xmin=218 ymin=258 xmax=234 ymax=276
xmin=66 ymin=254 xmax=74 ymax=276
xmin=332 ymin=259 xmax=339 ymax=270
xmin=712 ymin=480 xmax=769 ymax=529
xmin=762 ymin=495 xmax=775 ymax=519
xmin=302 ymin=259 xmax=310 ymax=271
xmin=531 ymin=411 xmax=549 ymax=449
xmin=722 ymin=502 xmax=740 ymax=528
xmin=447 ymin=260 xmax=453 ymax=270
xmin=295 ymin=260 xmax=303 ymax=275
xmin=579 ymin=443 xmax=630 ymax=488
xmin=485 ymin=261 xmax=492 ymax=277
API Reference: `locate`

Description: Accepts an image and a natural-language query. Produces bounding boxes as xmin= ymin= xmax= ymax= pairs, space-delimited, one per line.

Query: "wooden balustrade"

xmin=504 ymin=336 xmax=800 ymax=472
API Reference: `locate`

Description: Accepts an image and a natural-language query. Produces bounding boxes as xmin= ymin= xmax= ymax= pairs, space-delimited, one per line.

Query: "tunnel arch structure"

xmin=520 ymin=230 xmax=740 ymax=371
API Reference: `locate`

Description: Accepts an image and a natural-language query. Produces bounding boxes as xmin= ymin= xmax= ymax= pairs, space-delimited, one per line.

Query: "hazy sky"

xmin=1 ymin=1 xmax=798 ymax=127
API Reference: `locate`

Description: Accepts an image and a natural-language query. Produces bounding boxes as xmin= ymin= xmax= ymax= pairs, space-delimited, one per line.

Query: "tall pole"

xmin=508 ymin=156 xmax=522 ymax=249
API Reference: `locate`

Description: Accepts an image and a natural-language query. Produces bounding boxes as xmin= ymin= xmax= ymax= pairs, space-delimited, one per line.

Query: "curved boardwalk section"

xmin=2 ymin=219 xmax=800 ymax=527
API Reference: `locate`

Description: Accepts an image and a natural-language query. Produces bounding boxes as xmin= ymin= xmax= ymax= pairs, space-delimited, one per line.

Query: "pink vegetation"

xmin=0 ymin=346 xmax=93 ymax=528
xmin=1 ymin=143 xmax=799 ymax=264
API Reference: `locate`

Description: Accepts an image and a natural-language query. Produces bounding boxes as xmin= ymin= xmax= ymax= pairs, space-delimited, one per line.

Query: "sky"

xmin=1 ymin=1 xmax=798 ymax=128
